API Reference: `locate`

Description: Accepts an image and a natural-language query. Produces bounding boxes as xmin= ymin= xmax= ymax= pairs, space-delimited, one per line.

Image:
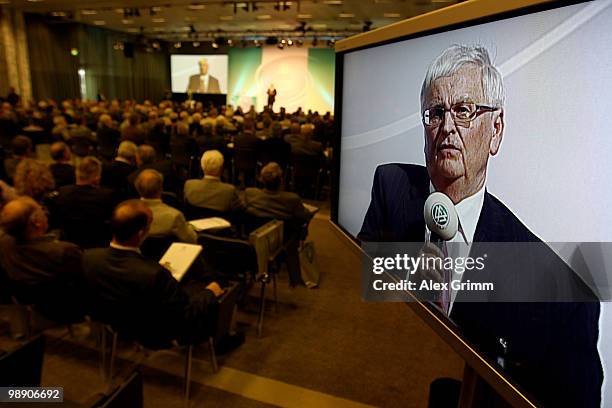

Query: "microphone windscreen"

xmin=424 ymin=191 xmax=458 ymax=241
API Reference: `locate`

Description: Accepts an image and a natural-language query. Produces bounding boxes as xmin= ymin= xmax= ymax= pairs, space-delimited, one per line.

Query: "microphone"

xmin=424 ymin=192 xmax=459 ymax=241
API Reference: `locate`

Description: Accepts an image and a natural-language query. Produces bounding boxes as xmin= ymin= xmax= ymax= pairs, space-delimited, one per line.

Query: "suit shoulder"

xmin=482 ymin=192 xmax=541 ymax=242
xmin=375 ymin=163 xmax=427 ymax=179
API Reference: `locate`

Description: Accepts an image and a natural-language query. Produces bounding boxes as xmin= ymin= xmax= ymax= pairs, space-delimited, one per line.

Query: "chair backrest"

xmin=184 ymin=203 xmax=227 ymax=221
xmin=197 ymin=233 xmax=257 ymax=282
xmin=89 ymin=371 xmax=144 ymax=408
xmin=248 ymin=220 xmax=284 ymax=276
xmin=290 ymin=153 xmax=322 ymax=179
xmin=141 ymin=236 xmax=175 ymax=262
xmin=0 ymin=334 xmax=45 ymax=387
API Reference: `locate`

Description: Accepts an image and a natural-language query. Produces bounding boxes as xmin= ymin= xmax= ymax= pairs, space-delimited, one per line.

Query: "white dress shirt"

xmin=426 ymin=184 xmax=486 ymax=313
xmin=199 ymin=74 xmax=209 ymax=92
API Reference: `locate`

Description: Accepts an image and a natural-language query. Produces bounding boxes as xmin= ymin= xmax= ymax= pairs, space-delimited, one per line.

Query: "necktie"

xmin=430 ymin=232 xmax=450 ymax=315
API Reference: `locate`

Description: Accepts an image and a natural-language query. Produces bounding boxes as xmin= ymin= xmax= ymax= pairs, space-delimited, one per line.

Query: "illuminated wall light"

xmin=70 ymin=48 xmax=79 ymax=56
xmin=152 ymin=41 xmax=160 ymax=49
xmin=193 ymin=41 xmax=200 ymax=47
xmin=151 ymin=6 xmax=163 ymax=12
xmin=212 ymin=41 xmax=219 ymax=49
xmin=227 ymin=39 xmax=234 ymax=47
xmin=287 ymin=39 xmax=293 ymax=46
xmin=152 ymin=18 xmax=165 ymax=23
xmin=174 ymin=41 xmax=182 ymax=48
xmin=81 ymin=9 xmax=97 ymax=15
xmin=323 ymin=0 xmax=342 ymax=4
xmin=187 ymin=4 xmax=206 ymax=10
xmin=256 ymin=14 xmax=272 ymax=20
xmin=338 ymin=12 xmax=355 ymax=18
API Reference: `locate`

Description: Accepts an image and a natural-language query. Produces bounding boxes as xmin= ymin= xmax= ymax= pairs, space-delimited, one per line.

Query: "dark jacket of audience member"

xmin=120 ymin=114 xmax=146 ymax=145
xmin=127 ymin=145 xmax=178 ymax=196
xmin=102 ymin=141 xmax=138 ymax=198
xmin=4 ymin=135 xmax=32 ymax=182
xmin=0 ymin=197 xmax=84 ymax=322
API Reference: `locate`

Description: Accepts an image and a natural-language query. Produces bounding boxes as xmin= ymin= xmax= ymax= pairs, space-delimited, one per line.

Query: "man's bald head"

xmin=0 ymin=196 xmax=47 ymax=240
xmin=50 ymin=142 xmax=70 ymax=162
xmin=135 ymin=169 xmax=164 ymax=199
xmin=111 ymin=200 xmax=152 ymax=246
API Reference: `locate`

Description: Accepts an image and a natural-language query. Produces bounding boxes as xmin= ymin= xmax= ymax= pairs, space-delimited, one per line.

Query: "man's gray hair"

xmin=117 ymin=140 xmax=138 ymax=160
xmin=77 ymin=156 xmax=102 ymax=182
xmin=420 ymin=44 xmax=505 ymax=109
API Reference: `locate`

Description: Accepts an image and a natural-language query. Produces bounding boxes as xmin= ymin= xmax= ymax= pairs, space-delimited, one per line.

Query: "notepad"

xmin=189 ymin=217 xmax=231 ymax=231
xmin=159 ymin=243 xmax=202 ymax=281
xmin=304 ymin=203 xmax=319 ymax=215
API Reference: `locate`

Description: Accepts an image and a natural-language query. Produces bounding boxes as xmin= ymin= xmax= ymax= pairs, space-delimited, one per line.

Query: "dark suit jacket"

xmin=55 ymin=184 xmax=119 ymax=248
xmin=127 ymin=160 xmax=179 ymax=196
xmin=244 ymin=188 xmax=310 ymax=223
xmin=102 ymin=160 xmax=136 ymax=199
xmin=359 ymin=163 xmax=602 ymax=408
xmin=0 ymin=232 xmax=84 ymax=322
xmin=82 ymin=247 xmax=217 ymax=348
xmin=187 ymin=75 xmax=221 ymax=94
xmin=96 ymin=126 xmax=120 ymax=160
xmin=49 ymin=162 xmax=75 ymax=188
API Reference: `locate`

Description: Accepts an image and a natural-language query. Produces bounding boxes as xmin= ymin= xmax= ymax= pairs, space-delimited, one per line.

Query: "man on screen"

xmin=358 ymin=45 xmax=602 ymax=407
xmin=187 ymin=58 xmax=221 ymax=94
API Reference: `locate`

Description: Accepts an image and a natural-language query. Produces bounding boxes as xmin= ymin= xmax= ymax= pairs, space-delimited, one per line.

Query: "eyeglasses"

xmin=422 ymin=102 xmax=500 ymax=128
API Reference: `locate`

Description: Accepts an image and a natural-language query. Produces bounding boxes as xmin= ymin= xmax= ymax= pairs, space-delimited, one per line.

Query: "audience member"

xmin=4 ymin=135 xmax=32 ymax=182
xmin=96 ymin=114 xmax=120 ymax=160
xmin=82 ymin=200 xmax=224 ymax=348
xmin=102 ymin=140 xmax=138 ymax=198
xmin=121 ymin=113 xmax=146 ymax=145
xmin=128 ymin=145 xmax=177 ymax=195
xmin=136 ymin=169 xmax=197 ymax=243
xmin=290 ymin=124 xmax=323 ymax=156
xmin=245 ymin=162 xmax=312 ymax=286
xmin=56 ymin=156 xmax=118 ymax=248
xmin=49 ymin=142 xmax=75 ymax=188
xmin=13 ymin=159 xmax=56 ymax=204
xmin=0 ymin=196 xmax=84 ymax=321
xmin=184 ymin=150 xmax=244 ymax=213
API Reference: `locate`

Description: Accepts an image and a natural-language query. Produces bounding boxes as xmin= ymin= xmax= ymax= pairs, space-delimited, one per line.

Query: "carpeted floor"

xmin=0 ymin=206 xmax=464 ymax=407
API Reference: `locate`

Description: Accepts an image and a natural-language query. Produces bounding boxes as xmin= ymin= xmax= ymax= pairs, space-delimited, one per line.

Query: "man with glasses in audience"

xmin=358 ymin=44 xmax=601 ymax=407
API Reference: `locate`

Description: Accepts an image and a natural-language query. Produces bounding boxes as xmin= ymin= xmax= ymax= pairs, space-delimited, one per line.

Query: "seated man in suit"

xmin=288 ymin=124 xmax=323 ymax=156
xmin=0 ymin=196 xmax=84 ymax=322
xmin=96 ymin=114 xmax=120 ymax=161
xmin=186 ymin=58 xmax=221 ymax=94
xmin=184 ymin=150 xmax=244 ymax=213
xmin=102 ymin=140 xmax=138 ymax=199
xmin=127 ymin=145 xmax=177 ymax=196
xmin=245 ymin=162 xmax=312 ymax=286
xmin=4 ymin=135 xmax=32 ymax=183
xmin=82 ymin=200 xmax=224 ymax=348
xmin=358 ymin=44 xmax=601 ymax=407
xmin=136 ymin=169 xmax=197 ymax=244
xmin=49 ymin=142 xmax=75 ymax=188
xmin=56 ymin=156 xmax=118 ymax=248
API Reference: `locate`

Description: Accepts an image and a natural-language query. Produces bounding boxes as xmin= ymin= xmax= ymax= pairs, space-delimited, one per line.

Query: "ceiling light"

xmin=193 ymin=41 xmax=200 ymax=47
xmin=338 ymin=12 xmax=355 ymax=18
xmin=227 ymin=39 xmax=234 ymax=47
xmin=70 ymin=48 xmax=79 ymax=56
xmin=297 ymin=14 xmax=312 ymax=19
xmin=122 ymin=19 xmax=134 ymax=24
xmin=256 ymin=14 xmax=272 ymax=20
xmin=219 ymin=15 xmax=234 ymax=21
xmin=323 ymin=0 xmax=342 ymax=4
xmin=81 ymin=9 xmax=97 ymax=15
xmin=152 ymin=18 xmax=165 ymax=23
xmin=187 ymin=3 xmax=206 ymax=10
xmin=287 ymin=39 xmax=293 ymax=46
xmin=174 ymin=41 xmax=182 ymax=48
xmin=93 ymin=20 xmax=105 ymax=25
xmin=212 ymin=41 xmax=219 ymax=49
xmin=383 ymin=12 xmax=401 ymax=18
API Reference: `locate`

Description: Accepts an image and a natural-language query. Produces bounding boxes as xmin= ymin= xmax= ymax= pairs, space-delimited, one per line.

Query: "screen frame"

xmin=330 ymin=1 xmax=591 ymax=406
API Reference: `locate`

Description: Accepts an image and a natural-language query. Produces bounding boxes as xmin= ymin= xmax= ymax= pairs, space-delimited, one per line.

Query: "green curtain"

xmin=26 ymin=14 xmax=80 ymax=101
xmin=25 ymin=14 xmax=170 ymax=102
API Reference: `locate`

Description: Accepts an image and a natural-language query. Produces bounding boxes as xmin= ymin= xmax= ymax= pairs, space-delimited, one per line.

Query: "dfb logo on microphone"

xmin=431 ymin=203 xmax=449 ymax=229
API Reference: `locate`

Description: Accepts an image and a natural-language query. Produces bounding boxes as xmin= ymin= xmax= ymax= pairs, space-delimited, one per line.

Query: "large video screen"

xmin=170 ymin=54 xmax=228 ymax=94
xmin=335 ymin=0 xmax=612 ymax=406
